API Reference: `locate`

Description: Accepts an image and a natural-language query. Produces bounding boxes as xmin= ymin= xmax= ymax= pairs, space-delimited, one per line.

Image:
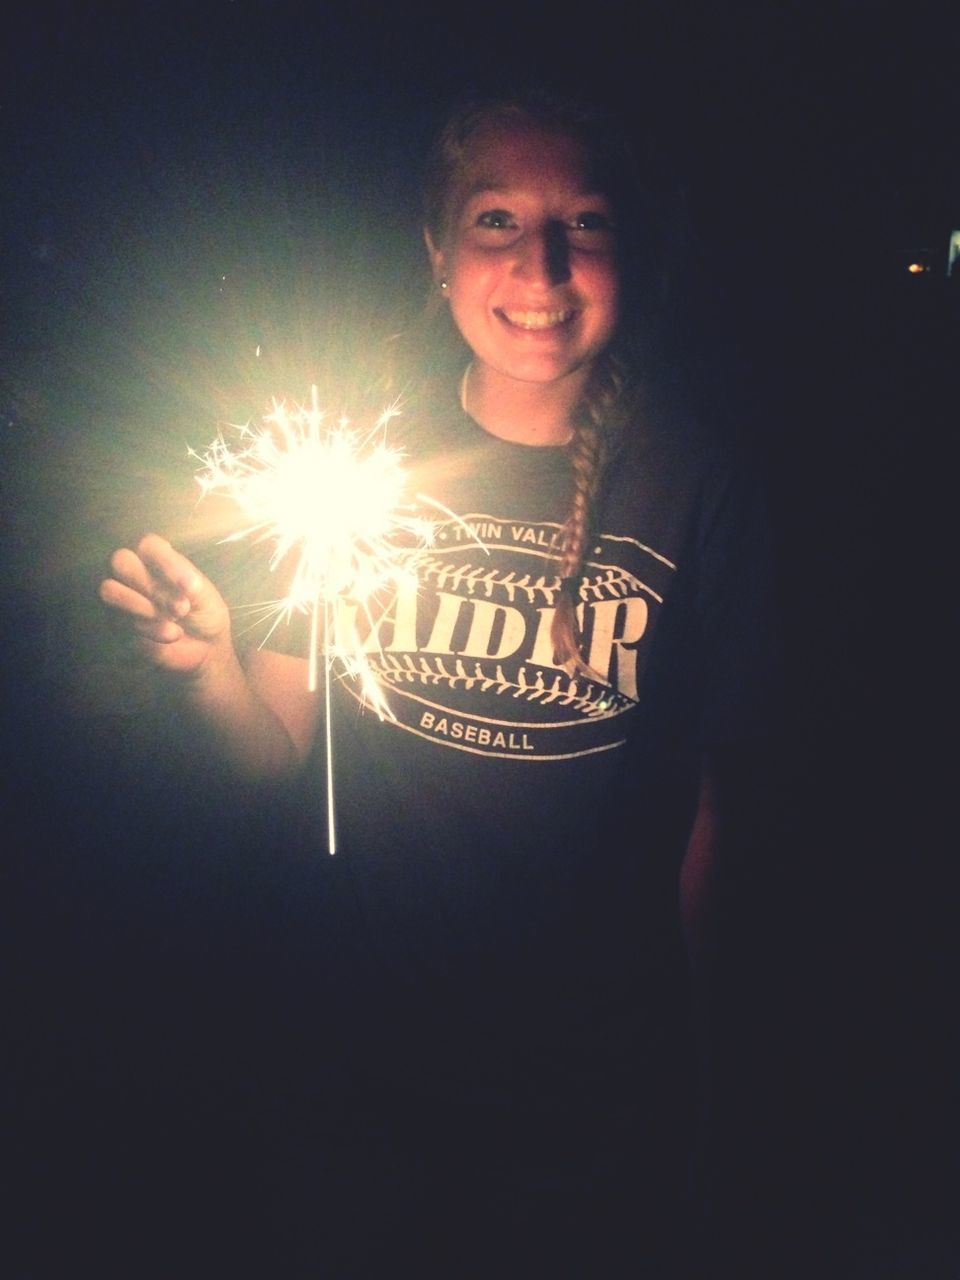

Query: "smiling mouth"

xmin=498 ymin=308 xmax=575 ymax=331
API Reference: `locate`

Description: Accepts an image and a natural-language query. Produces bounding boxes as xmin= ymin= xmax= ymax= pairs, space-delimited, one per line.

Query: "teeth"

xmin=502 ymin=308 xmax=573 ymax=330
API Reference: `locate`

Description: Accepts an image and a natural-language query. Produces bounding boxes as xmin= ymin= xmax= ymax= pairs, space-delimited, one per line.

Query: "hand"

xmin=98 ymin=534 xmax=232 ymax=677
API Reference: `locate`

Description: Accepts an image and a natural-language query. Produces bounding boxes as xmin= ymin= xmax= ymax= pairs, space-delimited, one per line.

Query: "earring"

xmin=439 ymin=278 xmax=448 ymax=291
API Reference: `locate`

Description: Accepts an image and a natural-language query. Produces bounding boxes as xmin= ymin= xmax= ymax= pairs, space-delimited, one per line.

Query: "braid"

xmin=417 ymin=86 xmax=645 ymax=678
xmin=551 ymin=354 xmax=627 ymax=675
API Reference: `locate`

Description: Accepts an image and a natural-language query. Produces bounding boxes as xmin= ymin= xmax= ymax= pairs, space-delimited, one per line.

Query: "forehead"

xmin=452 ymin=120 xmax=601 ymax=207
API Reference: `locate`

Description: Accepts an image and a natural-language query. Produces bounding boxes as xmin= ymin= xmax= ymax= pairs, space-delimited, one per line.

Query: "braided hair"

xmin=416 ymin=86 xmax=646 ymax=676
xmin=552 ymin=350 xmax=631 ymax=675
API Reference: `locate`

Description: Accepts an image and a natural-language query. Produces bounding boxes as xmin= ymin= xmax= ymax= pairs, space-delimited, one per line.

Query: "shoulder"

xmin=600 ymin=396 xmax=776 ymax=596
xmin=611 ymin=395 xmax=762 ymax=517
xmin=391 ymin=378 xmax=467 ymax=456
xmin=631 ymin=387 xmax=754 ymax=477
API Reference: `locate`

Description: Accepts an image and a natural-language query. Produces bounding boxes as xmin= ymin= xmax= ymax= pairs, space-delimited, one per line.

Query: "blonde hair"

xmin=418 ymin=88 xmax=644 ymax=677
xmin=551 ymin=352 xmax=631 ymax=674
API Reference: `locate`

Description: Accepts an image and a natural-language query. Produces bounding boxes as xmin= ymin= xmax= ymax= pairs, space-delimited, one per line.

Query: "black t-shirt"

xmin=245 ymin=392 xmax=777 ymax=1105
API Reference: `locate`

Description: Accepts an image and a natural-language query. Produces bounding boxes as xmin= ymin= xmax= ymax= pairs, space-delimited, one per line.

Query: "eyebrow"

xmin=460 ymin=182 xmax=610 ymax=203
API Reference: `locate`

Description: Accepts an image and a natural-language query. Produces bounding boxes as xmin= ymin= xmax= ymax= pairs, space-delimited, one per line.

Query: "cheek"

xmin=447 ymin=258 xmax=500 ymax=328
xmin=587 ymin=266 xmax=621 ymax=336
xmin=448 ymin=249 xmax=496 ymax=295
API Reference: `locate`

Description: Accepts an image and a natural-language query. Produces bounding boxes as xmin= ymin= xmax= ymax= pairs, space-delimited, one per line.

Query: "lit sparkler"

xmin=192 ymin=386 xmax=441 ymax=854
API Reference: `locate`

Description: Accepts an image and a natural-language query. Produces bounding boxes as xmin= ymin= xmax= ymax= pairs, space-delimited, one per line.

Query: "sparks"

xmin=192 ymin=386 xmax=443 ymax=853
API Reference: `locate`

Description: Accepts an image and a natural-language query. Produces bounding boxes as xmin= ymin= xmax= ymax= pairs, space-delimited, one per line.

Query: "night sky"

xmin=3 ymin=2 xmax=957 ymax=570
xmin=3 ymin=2 xmax=957 ymax=1275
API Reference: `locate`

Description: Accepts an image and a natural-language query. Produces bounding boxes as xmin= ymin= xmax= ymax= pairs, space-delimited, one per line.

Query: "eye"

xmin=569 ymin=211 xmax=615 ymax=233
xmin=475 ymin=209 xmax=516 ymax=230
xmin=567 ymin=210 xmax=617 ymax=253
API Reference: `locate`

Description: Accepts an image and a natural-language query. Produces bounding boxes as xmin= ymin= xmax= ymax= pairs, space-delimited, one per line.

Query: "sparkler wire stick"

xmin=322 ymin=594 xmax=337 ymax=856
xmin=191 ymin=386 xmax=452 ymax=856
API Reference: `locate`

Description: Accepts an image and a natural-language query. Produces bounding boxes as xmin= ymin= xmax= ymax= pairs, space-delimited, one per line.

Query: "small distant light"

xmin=907 ymin=262 xmax=928 ymax=274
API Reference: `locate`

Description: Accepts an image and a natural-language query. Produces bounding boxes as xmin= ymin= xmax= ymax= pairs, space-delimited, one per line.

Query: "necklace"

xmin=458 ymin=362 xmax=473 ymax=415
xmin=459 ymin=361 xmax=574 ymax=446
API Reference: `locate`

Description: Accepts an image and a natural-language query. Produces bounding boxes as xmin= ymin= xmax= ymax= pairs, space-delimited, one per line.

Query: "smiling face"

xmin=426 ymin=118 xmax=621 ymax=404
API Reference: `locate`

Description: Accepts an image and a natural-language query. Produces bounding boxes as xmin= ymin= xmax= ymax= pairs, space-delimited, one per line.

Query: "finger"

xmin=136 ymin=535 xmax=205 ymax=609
xmin=99 ymin=576 xmax=162 ymax=621
xmin=136 ymin=537 xmax=231 ymax=642
xmin=133 ymin=616 xmax=184 ymax=643
xmin=108 ymin=545 xmax=189 ymax=619
xmin=109 ymin=542 xmax=190 ymax=617
xmin=108 ymin=546 xmax=157 ymax=595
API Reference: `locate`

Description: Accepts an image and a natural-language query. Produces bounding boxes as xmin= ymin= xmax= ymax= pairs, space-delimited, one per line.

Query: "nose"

xmin=514 ymin=220 xmax=570 ymax=287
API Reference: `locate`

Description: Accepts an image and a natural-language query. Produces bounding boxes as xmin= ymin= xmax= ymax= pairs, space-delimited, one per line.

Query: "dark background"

xmin=3 ymin=2 xmax=956 ymax=1275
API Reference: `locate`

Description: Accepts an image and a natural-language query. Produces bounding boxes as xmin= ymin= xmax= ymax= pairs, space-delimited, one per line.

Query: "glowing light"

xmin=193 ymin=387 xmax=444 ymax=853
xmin=907 ymin=261 xmax=928 ymax=274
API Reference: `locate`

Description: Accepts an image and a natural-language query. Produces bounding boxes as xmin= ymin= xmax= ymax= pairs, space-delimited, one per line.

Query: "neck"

xmin=460 ymin=362 xmax=587 ymax=446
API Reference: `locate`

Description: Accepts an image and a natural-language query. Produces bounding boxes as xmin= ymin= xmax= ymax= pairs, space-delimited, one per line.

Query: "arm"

xmin=179 ymin=641 xmax=316 ymax=781
xmin=681 ymin=743 xmax=778 ymax=983
xmin=99 ymin=534 xmax=318 ymax=781
xmin=680 ymin=756 xmax=719 ymax=980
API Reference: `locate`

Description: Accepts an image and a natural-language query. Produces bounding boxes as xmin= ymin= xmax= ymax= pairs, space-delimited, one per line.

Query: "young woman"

xmin=99 ymin=89 xmax=777 ymax=1276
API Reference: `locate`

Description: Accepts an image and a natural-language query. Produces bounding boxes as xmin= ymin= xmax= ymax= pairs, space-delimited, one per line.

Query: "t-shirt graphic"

xmin=335 ymin=510 xmax=676 ymax=761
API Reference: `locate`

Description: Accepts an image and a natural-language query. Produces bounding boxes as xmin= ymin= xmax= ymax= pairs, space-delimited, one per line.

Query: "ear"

xmin=423 ymin=227 xmax=446 ymax=288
